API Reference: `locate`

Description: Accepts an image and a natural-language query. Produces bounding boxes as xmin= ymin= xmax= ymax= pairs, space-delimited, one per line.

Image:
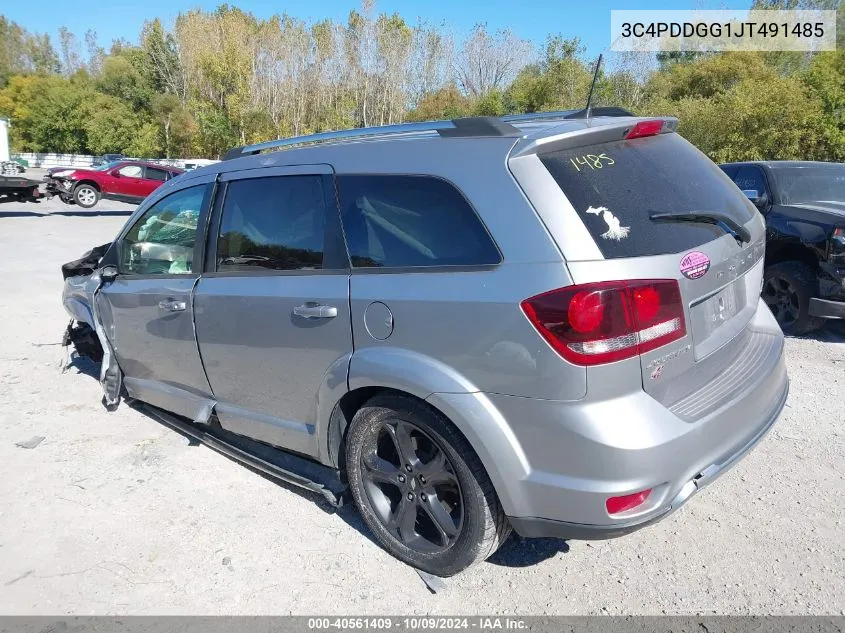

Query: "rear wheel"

xmin=73 ymin=183 xmax=100 ymax=208
xmin=345 ymin=393 xmax=510 ymax=576
xmin=762 ymin=261 xmax=824 ymax=335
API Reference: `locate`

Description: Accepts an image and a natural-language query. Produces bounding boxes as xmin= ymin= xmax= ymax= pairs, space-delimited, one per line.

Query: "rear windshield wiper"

xmin=649 ymin=211 xmax=752 ymax=245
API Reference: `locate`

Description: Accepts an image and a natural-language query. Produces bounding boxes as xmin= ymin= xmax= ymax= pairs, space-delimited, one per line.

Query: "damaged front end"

xmin=45 ymin=175 xmax=75 ymax=201
xmin=61 ymin=242 xmax=124 ymax=410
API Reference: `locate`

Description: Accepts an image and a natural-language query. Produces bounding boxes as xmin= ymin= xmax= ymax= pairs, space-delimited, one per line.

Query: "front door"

xmin=108 ymin=163 xmax=149 ymax=200
xmin=193 ymin=165 xmax=352 ymax=457
xmin=99 ymin=181 xmax=215 ymax=419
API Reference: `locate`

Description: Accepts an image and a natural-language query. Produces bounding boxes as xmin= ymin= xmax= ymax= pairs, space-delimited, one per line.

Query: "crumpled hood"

xmin=791 ymin=200 xmax=845 ymax=219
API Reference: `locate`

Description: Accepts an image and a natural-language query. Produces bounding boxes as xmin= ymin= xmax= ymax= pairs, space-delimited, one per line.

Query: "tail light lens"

xmin=521 ymin=280 xmax=686 ymax=366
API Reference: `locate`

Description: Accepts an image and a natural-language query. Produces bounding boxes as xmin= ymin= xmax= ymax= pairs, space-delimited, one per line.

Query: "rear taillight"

xmin=521 ymin=280 xmax=686 ymax=366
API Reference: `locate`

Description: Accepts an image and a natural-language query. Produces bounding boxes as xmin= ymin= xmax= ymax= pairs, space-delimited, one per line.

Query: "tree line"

xmin=1 ymin=0 xmax=843 ymax=162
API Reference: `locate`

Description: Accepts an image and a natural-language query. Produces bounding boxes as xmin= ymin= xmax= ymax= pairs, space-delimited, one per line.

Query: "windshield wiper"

xmin=649 ymin=210 xmax=751 ymax=245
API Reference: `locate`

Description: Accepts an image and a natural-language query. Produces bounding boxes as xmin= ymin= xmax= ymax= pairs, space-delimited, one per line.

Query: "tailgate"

xmin=522 ymin=129 xmax=769 ymax=403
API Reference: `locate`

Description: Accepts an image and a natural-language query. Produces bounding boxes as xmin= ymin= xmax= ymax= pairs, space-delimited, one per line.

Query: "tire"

xmin=345 ymin=393 xmax=510 ymax=576
xmin=762 ymin=261 xmax=825 ymax=335
xmin=73 ymin=183 xmax=100 ymax=208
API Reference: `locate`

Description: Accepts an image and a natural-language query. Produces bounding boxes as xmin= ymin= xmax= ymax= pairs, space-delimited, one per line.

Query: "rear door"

xmin=517 ymin=130 xmax=767 ymax=401
xmin=142 ymin=165 xmax=171 ymax=197
xmin=98 ymin=180 xmax=215 ymax=418
xmin=193 ymin=164 xmax=351 ymax=457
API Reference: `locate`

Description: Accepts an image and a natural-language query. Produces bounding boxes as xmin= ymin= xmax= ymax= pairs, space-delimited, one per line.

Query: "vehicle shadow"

xmin=0 ymin=210 xmax=133 ymax=218
xmin=789 ymin=322 xmax=845 ymax=343
xmin=64 ymin=353 xmax=100 ymax=380
xmin=133 ymin=395 xmax=571 ymax=570
xmin=71 ymin=361 xmax=571 ymax=573
xmin=487 ymin=535 xmax=570 ymax=567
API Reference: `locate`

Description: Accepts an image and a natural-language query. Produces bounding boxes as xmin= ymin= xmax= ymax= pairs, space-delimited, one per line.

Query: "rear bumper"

xmin=431 ymin=300 xmax=789 ymax=541
xmin=508 ymin=374 xmax=787 ymax=540
xmin=809 ymin=297 xmax=845 ymax=319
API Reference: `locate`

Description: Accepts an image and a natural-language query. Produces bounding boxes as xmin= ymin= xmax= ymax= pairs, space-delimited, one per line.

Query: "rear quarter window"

xmin=540 ymin=133 xmax=756 ymax=259
xmin=336 ymin=175 xmax=500 ymax=268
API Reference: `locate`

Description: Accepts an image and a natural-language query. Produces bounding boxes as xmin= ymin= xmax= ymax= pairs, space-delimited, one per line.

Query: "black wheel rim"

xmin=762 ymin=276 xmax=800 ymax=326
xmin=360 ymin=420 xmax=463 ymax=553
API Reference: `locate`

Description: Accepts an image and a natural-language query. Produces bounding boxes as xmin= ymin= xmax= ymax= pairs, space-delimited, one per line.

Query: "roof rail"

xmin=222 ymin=116 xmax=519 ymax=160
xmin=502 ymin=107 xmax=635 ymax=123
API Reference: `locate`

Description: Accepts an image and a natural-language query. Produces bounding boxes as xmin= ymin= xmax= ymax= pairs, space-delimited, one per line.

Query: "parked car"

xmin=720 ymin=161 xmax=845 ymax=334
xmin=61 ymin=111 xmax=788 ymax=577
xmin=93 ymin=153 xmax=126 ymax=166
xmin=45 ymin=160 xmax=185 ymax=208
xmin=183 ymin=159 xmax=220 ymax=171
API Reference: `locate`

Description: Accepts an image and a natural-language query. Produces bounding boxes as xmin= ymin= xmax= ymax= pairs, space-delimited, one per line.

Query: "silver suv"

xmin=62 ymin=110 xmax=789 ymax=577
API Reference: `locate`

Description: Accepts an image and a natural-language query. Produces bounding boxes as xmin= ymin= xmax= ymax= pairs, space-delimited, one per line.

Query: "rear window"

xmin=540 ymin=133 xmax=755 ymax=259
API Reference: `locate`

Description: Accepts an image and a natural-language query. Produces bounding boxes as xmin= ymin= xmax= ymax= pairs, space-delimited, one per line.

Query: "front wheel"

xmin=345 ymin=393 xmax=511 ymax=577
xmin=762 ymin=261 xmax=824 ymax=335
xmin=73 ymin=184 xmax=100 ymax=208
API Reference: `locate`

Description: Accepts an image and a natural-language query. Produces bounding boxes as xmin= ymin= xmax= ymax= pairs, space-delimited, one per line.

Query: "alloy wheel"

xmin=762 ymin=275 xmax=800 ymax=326
xmin=360 ymin=419 xmax=463 ymax=553
xmin=77 ymin=187 xmax=97 ymax=206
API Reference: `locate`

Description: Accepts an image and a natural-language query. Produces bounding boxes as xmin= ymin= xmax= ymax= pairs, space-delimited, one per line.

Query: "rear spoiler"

xmin=509 ymin=117 xmax=679 ymax=158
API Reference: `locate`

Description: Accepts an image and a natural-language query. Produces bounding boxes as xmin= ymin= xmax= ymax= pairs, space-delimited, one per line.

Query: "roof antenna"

xmin=584 ymin=53 xmax=603 ymax=122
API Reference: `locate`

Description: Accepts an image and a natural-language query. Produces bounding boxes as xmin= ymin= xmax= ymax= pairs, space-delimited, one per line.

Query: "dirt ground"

xmin=0 ymin=200 xmax=843 ymax=615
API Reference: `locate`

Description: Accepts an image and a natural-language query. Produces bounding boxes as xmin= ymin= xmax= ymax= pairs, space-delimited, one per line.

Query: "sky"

xmin=6 ymin=0 xmax=755 ymax=59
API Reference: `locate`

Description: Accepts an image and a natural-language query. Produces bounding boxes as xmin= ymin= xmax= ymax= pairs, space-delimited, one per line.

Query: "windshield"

xmin=770 ymin=164 xmax=845 ymax=204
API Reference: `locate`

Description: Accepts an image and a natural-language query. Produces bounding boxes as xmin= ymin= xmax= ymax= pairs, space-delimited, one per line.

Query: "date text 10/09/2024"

xmin=307 ymin=617 xmax=528 ymax=630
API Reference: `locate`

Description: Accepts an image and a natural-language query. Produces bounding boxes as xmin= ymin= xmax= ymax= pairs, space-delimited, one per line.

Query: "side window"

xmin=336 ymin=175 xmax=500 ymax=268
xmin=734 ymin=166 xmax=768 ymax=197
xmin=216 ymin=175 xmax=327 ymax=272
xmin=120 ymin=184 xmax=209 ymax=275
xmin=118 ymin=165 xmax=143 ymax=178
xmin=145 ymin=167 xmax=169 ymax=181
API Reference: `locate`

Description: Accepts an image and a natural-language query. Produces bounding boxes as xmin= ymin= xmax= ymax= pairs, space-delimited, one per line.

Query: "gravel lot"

xmin=0 ymin=200 xmax=843 ymax=615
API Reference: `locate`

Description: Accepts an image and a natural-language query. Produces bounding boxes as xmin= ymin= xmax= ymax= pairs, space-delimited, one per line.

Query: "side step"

xmin=137 ymin=403 xmax=348 ymax=508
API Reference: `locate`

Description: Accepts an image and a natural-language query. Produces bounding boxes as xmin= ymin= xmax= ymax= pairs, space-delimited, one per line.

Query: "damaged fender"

xmin=91 ymin=267 xmax=123 ymax=410
xmin=61 ymin=243 xmax=125 ymax=411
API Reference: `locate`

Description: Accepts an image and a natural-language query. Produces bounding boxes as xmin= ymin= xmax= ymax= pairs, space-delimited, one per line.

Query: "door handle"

xmin=293 ymin=303 xmax=338 ymax=319
xmin=158 ymin=299 xmax=187 ymax=312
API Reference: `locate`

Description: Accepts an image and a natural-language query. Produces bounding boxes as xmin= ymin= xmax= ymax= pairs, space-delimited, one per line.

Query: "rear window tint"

xmin=540 ymin=133 xmax=755 ymax=259
xmin=336 ymin=175 xmax=500 ymax=268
